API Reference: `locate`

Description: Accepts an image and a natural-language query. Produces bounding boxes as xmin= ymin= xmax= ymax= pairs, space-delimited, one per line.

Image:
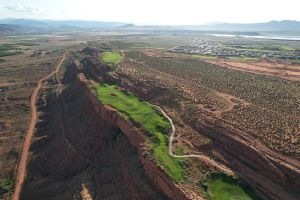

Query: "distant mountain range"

xmin=0 ymin=18 xmax=127 ymax=28
xmin=119 ymin=20 xmax=300 ymax=32
xmin=0 ymin=18 xmax=129 ymax=35
xmin=0 ymin=19 xmax=299 ymax=35
xmin=186 ymin=20 xmax=300 ymax=31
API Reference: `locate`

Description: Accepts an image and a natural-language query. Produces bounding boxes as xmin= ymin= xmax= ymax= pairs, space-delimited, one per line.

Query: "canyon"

xmin=18 ymin=47 xmax=300 ymax=200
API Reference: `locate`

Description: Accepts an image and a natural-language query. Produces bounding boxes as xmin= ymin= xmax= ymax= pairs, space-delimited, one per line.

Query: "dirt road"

xmin=12 ymin=54 xmax=66 ymax=200
xmin=154 ymin=105 xmax=234 ymax=175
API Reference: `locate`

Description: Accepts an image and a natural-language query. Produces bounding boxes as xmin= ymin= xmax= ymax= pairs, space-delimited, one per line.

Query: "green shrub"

xmin=0 ymin=178 xmax=14 ymax=198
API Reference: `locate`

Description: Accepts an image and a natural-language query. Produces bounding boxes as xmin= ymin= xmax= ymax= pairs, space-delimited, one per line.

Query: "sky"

xmin=0 ymin=0 xmax=299 ymax=25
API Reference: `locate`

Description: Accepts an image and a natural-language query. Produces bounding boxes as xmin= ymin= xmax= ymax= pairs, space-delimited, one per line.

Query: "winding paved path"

xmin=154 ymin=105 xmax=234 ymax=175
xmin=12 ymin=54 xmax=66 ymax=200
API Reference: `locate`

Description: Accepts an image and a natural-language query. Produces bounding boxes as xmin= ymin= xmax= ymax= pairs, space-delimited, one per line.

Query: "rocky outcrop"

xmin=81 ymin=57 xmax=110 ymax=82
xmin=81 ymin=46 xmax=101 ymax=56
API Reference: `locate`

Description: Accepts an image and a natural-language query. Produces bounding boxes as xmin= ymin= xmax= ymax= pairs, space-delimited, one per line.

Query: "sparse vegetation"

xmin=110 ymin=41 xmax=150 ymax=48
xmin=227 ymin=56 xmax=260 ymax=61
xmin=15 ymin=42 xmax=39 ymax=46
xmin=192 ymin=54 xmax=259 ymax=61
xmin=191 ymin=54 xmax=218 ymax=59
xmin=94 ymin=83 xmax=184 ymax=181
xmin=0 ymin=44 xmax=19 ymax=51
xmin=0 ymin=51 xmax=21 ymax=57
xmin=0 ymin=44 xmax=21 ymax=57
xmin=0 ymin=37 xmax=67 ymax=199
xmin=124 ymin=51 xmax=300 ymax=158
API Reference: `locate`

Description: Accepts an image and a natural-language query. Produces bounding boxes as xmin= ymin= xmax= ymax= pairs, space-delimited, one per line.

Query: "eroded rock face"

xmin=191 ymin=116 xmax=300 ymax=200
xmin=21 ymin=63 xmax=188 ymax=200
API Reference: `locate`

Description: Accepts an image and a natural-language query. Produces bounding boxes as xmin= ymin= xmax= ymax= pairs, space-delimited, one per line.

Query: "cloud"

xmin=5 ymin=4 xmax=44 ymax=15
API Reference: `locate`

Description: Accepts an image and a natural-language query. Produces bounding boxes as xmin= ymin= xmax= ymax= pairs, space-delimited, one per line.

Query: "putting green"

xmin=100 ymin=51 xmax=122 ymax=67
xmin=206 ymin=174 xmax=261 ymax=200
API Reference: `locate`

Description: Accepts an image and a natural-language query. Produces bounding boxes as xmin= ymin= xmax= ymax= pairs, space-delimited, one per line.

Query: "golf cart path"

xmin=154 ymin=105 xmax=234 ymax=175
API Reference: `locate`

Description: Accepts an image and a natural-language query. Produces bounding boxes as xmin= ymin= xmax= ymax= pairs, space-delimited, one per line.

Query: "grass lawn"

xmin=206 ymin=174 xmax=262 ymax=200
xmin=94 ymin=84 xmax=184 ymax=181
xmin=100 ymin=51 xmax=123 ymax=68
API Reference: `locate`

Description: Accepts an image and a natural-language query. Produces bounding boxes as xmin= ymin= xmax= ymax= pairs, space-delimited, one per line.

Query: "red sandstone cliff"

xmin=78 ymin=74 xmax=189 ymax=200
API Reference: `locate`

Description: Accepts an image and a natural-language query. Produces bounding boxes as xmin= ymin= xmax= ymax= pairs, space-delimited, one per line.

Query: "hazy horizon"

xmin=0 ymin=0 xmax=300 ymax=25
xmin=0 ymin=18 xmax=299 ymax=26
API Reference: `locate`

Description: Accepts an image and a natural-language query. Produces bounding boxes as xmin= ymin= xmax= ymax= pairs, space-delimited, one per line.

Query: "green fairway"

xmin=100 ymin=51 xmax=123 ymax=67
xmin=206 ymin=174 xmax=261 ymax=200
xmin=154 ymin=145 xmax=183 ymax=181
xmin=94 ymin=84 xmax=183 ymax=181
